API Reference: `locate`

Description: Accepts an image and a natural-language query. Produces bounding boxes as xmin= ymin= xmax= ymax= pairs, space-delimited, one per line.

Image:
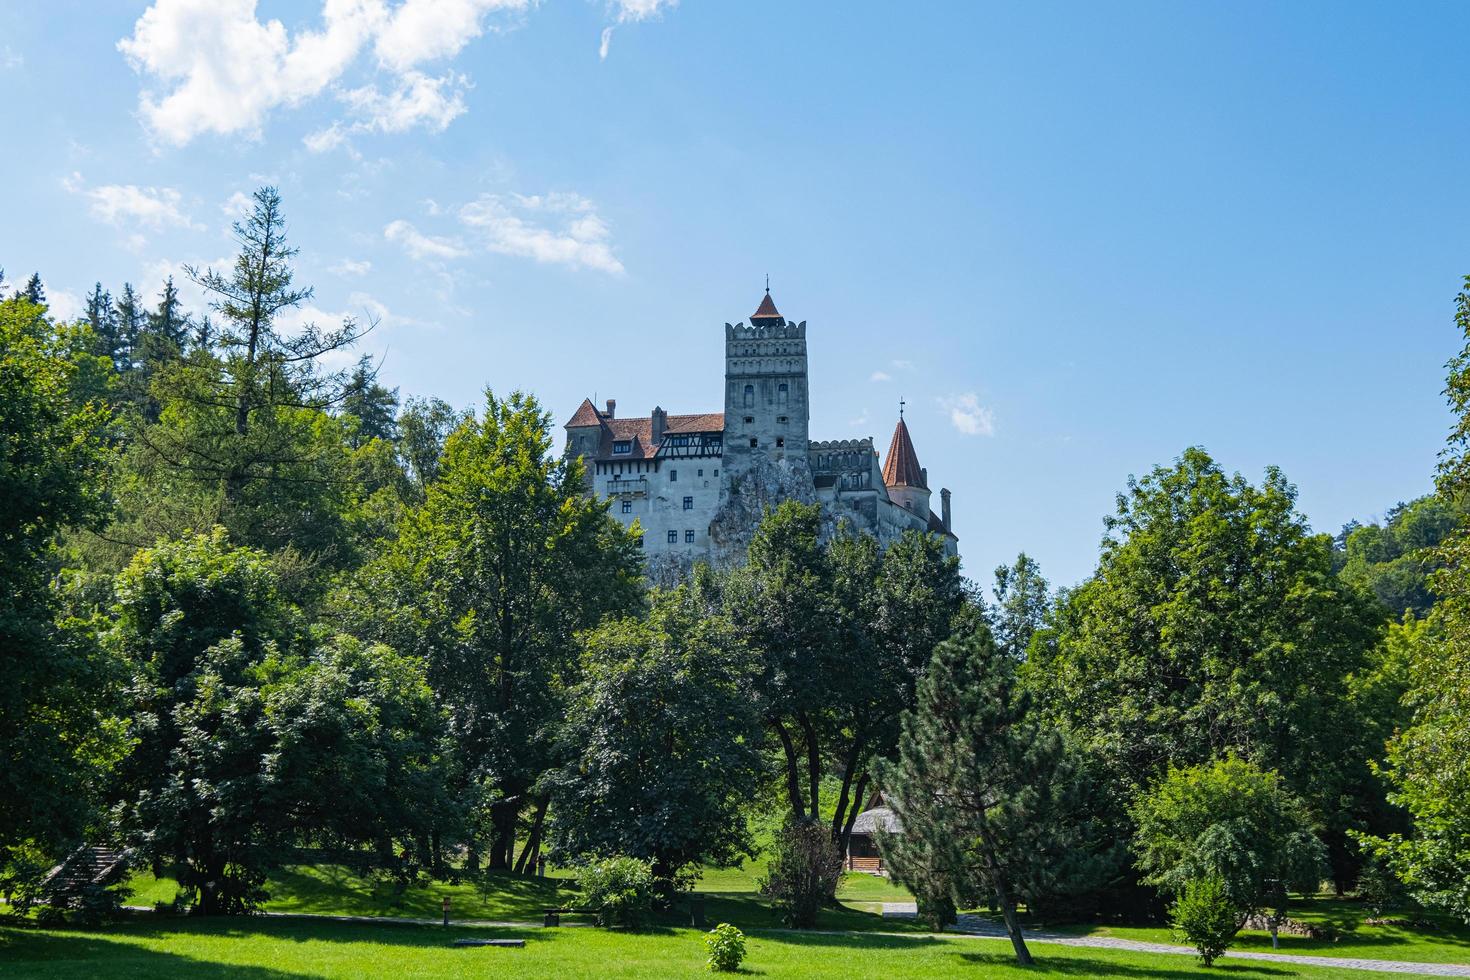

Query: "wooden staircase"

xmin=39 ymin=845 xmax=133 ymax=905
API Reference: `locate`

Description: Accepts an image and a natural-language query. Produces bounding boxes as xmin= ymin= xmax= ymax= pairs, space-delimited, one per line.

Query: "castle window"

xmin=613 ymin=440 xmax=631 ymax=455
xmin=777 ymin=416 xmax=788 ymax=424
xmin=667 ymin=530 xmax=677 ymax=544
xmin=776 ymin=437 xmax=785 ymax=448
xmin=622 ymin=500 xmax=632 ymax=514
xmin=749 ymin=438 xmax=758 ymax=448
xmin=670 ymin=469 xmax=678 ymax=482
xmin=777 ymin=383 xmax=789 ymax=407
xmin=743 ymin=416 xmax=753 ymax=424
xmin=697 ymin=468 xmax=704 ymax=477
xmin=743 ymin=384 xmax=754 ymax=409
xmin=683 ymin=496 xmax=694 ymax=510
xmin=685 ymin=529 xmax=695 ymax=543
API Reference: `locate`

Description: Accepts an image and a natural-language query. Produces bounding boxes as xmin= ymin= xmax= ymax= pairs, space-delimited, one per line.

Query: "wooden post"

xmin=442 ymin=896 xmax=450 ymax=927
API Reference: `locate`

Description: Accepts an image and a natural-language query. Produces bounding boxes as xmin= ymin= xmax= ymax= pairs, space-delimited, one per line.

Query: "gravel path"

xmin=880 ymin=903 xmax=1470 ymax=977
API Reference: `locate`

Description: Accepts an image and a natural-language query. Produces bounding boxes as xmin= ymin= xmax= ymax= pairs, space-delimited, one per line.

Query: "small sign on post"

xmin=442 ymin=896 xmax=451 ymax=927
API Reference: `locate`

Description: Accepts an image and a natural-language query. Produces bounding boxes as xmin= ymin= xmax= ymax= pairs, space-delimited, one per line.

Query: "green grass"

xmin=0 ymin=915 xmax=1382 ymax=979
xmin=1036 ymin=897 xmax=1470 ymax=966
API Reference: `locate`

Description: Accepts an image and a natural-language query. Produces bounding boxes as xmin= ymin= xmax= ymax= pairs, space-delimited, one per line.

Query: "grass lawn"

xmin=0 ymin=915 xmax=1382 ymax=979
xmin=124 ymin=853 xmax=910 ymax=929
xmin=1030 ymin=897 xmax=1470 ymax=966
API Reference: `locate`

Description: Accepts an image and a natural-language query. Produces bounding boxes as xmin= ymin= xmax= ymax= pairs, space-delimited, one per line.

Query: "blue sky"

xmin=2 ymin=1 xmax=1467 ymax=588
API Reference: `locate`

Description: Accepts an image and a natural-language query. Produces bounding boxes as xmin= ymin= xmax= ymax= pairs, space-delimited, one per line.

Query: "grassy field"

xmin=0 ymin=915 xmax=1392 ymax=979
xmin=1038 ymin=898 xmax=1470 ymax=966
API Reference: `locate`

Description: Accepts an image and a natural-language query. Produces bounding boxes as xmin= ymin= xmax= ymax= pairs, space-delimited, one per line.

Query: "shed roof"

xmin=850 ymin=806 xmax=903 ymax=836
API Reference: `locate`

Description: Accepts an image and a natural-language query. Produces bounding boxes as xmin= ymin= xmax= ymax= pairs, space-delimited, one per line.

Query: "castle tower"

xmin=722 ymin=289 xmax=810 ymax=478
xmin=882 ymin=414 xmax=931 ymax=521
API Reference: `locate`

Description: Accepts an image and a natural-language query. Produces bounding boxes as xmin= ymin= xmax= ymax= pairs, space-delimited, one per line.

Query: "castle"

xmin=564 ymin=289 xmax=958 ymax=581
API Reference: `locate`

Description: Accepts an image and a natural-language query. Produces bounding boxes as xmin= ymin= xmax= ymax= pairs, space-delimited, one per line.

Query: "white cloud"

xmin=64 ymin=172 xmax=200 ymax=230
xmin=458 ymin=192 xmax=624 ymax=274
xmin=118 ymin=0 xmax=525 ymax=146
xmin=45 ymin=285 xmax=84 ymax=321
xmin=942 ymin=393 xmax=996 ymax=437
xmin=612 ymin=0 xmax=678 ymax=22
xmin=1 ymin=45 xmax=22 ymax=70
xmin=892 ymin=359 xmax=915 ymax=371
xmin=870 ymin=370 xmax=891 ymax=383
xmin=599 ymin=26 xmax=614 ymax=59
xmin=331 ymin=258 xmax=373 ymax=277
xmin=384 ymin=219 xmax=469 ymax=260
xmin=221 ymin=190 xmax=253 ymax=216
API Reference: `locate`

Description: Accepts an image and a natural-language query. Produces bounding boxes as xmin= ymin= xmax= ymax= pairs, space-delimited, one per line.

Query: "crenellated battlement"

xmin=809 ymin=437 xmax=874 ymax=452
xmin=724 ymin=321 xmax=807 ymax=342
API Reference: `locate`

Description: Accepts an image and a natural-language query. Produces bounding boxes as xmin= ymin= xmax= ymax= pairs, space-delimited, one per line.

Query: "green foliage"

xmin=989 ymin=551 xmax=1050 ymax=659
xmin=1031 ymin=447 xmax=1383 ymax=897
xmin=1336 ymin=495 xmax=1459 ymax=618
xmin=1131 ymin=758 xmax=1325 ymax=922
xmin=758 ymin=818 xmax=843 ymax=929
xmin=0 ymin=295 xmax=124 ymax=866
xmin=1170 ymin=875 xmax=1237 ymax=967
xmin=357 ymin=389 xmax=643 ymax=869
xmin=548 ymin=586 xmax=762 ymax=891
xmin=1359 ymin=275 xmax=1470 ymax=924
xmin=576 ymin=856 xmax=655 ymax=929
xmin=107 ymin=530 xmax=448 ymax=914
xmin=704 ymin=922 xmax=746 ymax=972
xmin=879 ymin=631 xmax=1075 ymax=965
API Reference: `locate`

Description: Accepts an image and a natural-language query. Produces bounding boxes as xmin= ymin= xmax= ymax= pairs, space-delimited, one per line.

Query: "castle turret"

xmin=882 ymin=415 xmax=931 ymax=520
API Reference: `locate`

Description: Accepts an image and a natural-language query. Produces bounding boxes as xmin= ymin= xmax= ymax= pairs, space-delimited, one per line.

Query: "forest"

xmin=3 ymin=187 xmax=1468 ymax=968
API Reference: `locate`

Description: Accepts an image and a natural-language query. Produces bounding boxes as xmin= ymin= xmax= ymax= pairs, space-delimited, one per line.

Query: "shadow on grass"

xmin=681 ymin=892 xmax=925 ymax=936
xmin=266 ymin=864 xmax=571 ymax=919
xmin=954 ymin=949 xmax=1300 ymax=978
xmin=0 ymin=929 xmax=308 ymax=979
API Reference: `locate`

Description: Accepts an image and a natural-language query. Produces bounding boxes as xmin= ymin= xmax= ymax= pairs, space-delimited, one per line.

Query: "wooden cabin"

xmin=846 ymin=805 xmax=901 ymax=874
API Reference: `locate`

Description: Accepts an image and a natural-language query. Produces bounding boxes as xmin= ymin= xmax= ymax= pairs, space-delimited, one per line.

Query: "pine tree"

xmin=85 ymin=282 xmax=119 ymax=365
xmin=341 ymin=356 xmax=399 ymax=448
xmin=144 ymin=276 xmax=190 ymax=359
xmin=21 ymin=272 xmax=44 ymax=305
xmin=113 ymin=283 xmax=144 ymax=377
xmin=879 ymin=631 xmax=1074 ymax=966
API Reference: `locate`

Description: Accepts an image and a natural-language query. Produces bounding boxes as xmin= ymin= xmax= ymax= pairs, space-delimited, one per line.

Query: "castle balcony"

xmin=605 ymin=477 xmax=649 ymax=497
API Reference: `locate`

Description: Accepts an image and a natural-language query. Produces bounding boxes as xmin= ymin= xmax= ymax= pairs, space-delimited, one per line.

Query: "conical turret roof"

xmin=882 ymin=417 xmax=926 ymax=489
xmin=751 ymin=290 xmax=785 ymax=326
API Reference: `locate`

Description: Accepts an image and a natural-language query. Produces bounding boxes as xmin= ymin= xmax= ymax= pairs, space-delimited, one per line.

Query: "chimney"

xmin=919 ymin=466 xmax=929 ymax=489
xmin=941 ymin=488 xmax=952 ymax=533
xmin=651 ymin=406 xmax=667 ymax=445
xmin=605 ymin=398 xmax=616 ymax=418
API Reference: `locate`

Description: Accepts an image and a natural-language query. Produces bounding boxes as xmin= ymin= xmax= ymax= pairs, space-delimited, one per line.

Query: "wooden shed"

xmin=846 ymin=805 xmax=901 ymax=874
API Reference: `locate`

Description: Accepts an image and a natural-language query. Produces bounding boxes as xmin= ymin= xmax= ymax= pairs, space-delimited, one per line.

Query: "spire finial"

xmin=899 ymin=396 xmax=906 ymax=419
xmin=765 ymin=273 xmax=770 ymax=293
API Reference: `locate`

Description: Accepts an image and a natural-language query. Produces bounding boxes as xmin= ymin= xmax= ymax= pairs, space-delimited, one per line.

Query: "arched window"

xmin=743 ymin=384 xmax=754 ymax=409
xmin=777 ymin=383 xmax=788 ymax=407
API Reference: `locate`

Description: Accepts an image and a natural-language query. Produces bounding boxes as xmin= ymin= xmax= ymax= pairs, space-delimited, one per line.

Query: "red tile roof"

xmin=751 ymin=291 xmax=784 ymax=324
xmin=882 ymin=417 xmax=926 ymax=489
xmin=565 ymin=397 xmax=602 ymax=428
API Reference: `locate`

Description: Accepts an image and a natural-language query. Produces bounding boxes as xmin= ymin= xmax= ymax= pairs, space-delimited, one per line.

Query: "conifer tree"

xmin=84 ymin=282 xmax=119 ymax=365
xmin=879 ymin=631 xmax=1073 ymax=966
xmin=113 ymin=283 xmax=144 ymax=377
xmin=21 ymin=272 xmax=44 ymax=305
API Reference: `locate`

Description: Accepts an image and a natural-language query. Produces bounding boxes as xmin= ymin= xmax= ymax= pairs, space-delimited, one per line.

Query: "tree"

xmin=1170 ymin=875 xmax=1237 ymax=967
xmin=1131 ymin=759 xmax=1325 ymax=943
xmin=0 ymin=296 xmax=121 ymax=868
xmin=759 ymin=819 xmax=843 ymax=928
xmin=396 ymin=396 xmax=467 ymax=501
xmin=107 ymin=530 xmax=448 ymax=913
xmin=1031 ymin=447 xmax=1382 ymax=895
xmin=113 ymin=283 xmax=144 ymax=379
xmin=989 ymin=551 xmax=1050 ymax=659
xmin=341 ymin=356 xmax=399 ymax=449
xmin=1336 ymin=495 xmax=1459 ymax=618
xmin=879 ymin=631 xmax=1075 ymax=966
xmin=547 ymin=586 xmax=762 ymax=893
xmin=725 ymin=503 xmax=967 ymax=857
xmin=85 ymin=282 xmax=119 ymax=366
xmin=360 ymin=390 xmax=643 ymax=869
xmin=20 ymin=272 xmax=44 ymax=304
xmin=1358 ymin=278 xmax=1470 ymax=923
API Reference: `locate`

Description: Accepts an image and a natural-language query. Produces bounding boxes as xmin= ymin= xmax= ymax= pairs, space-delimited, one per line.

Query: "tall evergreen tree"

xmin=341 ymin=356 xmax=399 ymax=448
xmin=879 ymin=631 xmax=1074 ymax=965
xmin=21 ymin=272 xmax=44 ymax=305
xmin=84 ymin=282 xmax=119 ymax=365
xmin=113 ymin=283 xmax=144 ymax=377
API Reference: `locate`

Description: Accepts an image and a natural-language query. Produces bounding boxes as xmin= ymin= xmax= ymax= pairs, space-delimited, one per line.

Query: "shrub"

xmin=758 ymin=819 xmax=842 ymax=929
xmin=576 ymin=856 xmax=655 ymax=929
xmin=1171 ymin=875 xmax=1238 ymax=967
xmin=704 ymin=922 xmax=746 ymax=972
xmin=1357 ymin=854 xmax=1416 ymax=919
xmin=75 ymin=882 xmax=131 ymax=927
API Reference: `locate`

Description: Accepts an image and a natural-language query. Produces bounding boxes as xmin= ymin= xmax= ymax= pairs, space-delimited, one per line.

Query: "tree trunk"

xmin=994 ymin=881 xmax=1033 ymax=966
xmin=488 ymin=801 xmax=519 ymax=869
xmin=514 ymin=798 xmax=548 ymax=874
xmin=838 ymin=772 xmax=870 ymax=858
xmin=830 ymin=739 xmax=863 ymax=845
xmin=772 ymin=717 xmax=806 ymax=817
xmin=797 ymin=712 xmax=821 ymax=821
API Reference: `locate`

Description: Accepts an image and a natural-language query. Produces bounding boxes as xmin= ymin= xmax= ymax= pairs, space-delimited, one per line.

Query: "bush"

xmin=75 ymin=882 xmax=131 ymax=927
xmin=704 ymin=922 xmax=746 ymax=972
xmin=1171 ymin=875 xmax=1238 ymax=967
xmin=758 ymin=819 xmax=842 ymax=929
xmin=1357 ymin=854 xmax=1416 ymax=919
xmin=575 ymin=857 xmax=655 ymax=929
